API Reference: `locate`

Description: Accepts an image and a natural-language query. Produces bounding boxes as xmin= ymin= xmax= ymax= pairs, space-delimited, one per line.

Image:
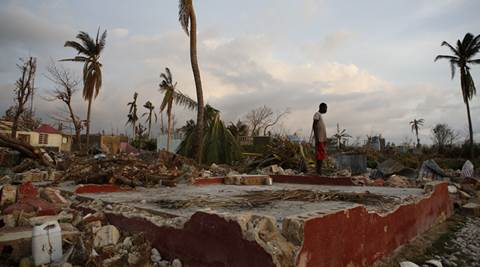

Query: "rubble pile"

xmin=0 ymin=181 xmax=185 ymax=267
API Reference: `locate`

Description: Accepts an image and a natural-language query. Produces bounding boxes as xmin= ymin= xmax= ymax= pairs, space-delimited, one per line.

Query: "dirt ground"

xmin=375 ymin=213 xmax=480 ymax=267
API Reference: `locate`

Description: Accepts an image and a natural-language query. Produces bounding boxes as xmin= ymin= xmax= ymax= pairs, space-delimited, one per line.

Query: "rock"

xmin=123 ymin=236 xmax=133 ymax=249
xmin=40 ymin=187 xmax=70 ymax=207
xmin=93 ymin=225 xmax=120 ymax=248
xmin=462 ymin=160 xmax=474 ymax=178
xmin=385 ymin=175 xmax=411 ymax=188
xmin=0 ymin=184 xmax=17 ymax=206
xmin=448 ymin=185 xmax=458 ymax=194
xmin=172 ymin=258 xmax=182 ymax=267
xmin=378 ymin=159 xmax=405 ymax=176
xmin=128 ymin=252 xmax=141 ymax=265
xmin=399 ymin=261 xmax=420 ymax=267
xmin=424 ymin=259 xmax=443 ymax=267
xmin=335 ymin=169 xmax=352 ymax=177
xmin=158 ymin=260 xmax=170 ymax=267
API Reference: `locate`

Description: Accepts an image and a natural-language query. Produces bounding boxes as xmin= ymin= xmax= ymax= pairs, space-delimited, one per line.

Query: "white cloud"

xmin=111 ymin=28 xmax=129 ymax=39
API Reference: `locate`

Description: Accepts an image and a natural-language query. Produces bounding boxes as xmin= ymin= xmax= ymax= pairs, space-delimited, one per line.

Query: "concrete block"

xmin=0 ymin=185 xmax=17 ymax=206
xmin=40 ymin=187 xmax=70 ymax=207
xmin=93 ymin=225 xmax=120 ymax=248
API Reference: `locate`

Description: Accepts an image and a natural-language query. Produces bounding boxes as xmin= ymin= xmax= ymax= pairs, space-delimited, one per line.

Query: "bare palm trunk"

xmin=415 ymin=128 xmax=420 ymax=148
xmin=461 ymin=67 xmax=475 ymax=159
xmin=148 ymin=113 xmax=152 ymax=139
xmin=167 ymin=103 xmax=172 ymax=152
xmin=86 ymin=98 xmax=92 ymax=150
xmin=465 ymin=99 xmax=474 ymax=159
xmin=189 ymin=7 xmax=205 ymax=163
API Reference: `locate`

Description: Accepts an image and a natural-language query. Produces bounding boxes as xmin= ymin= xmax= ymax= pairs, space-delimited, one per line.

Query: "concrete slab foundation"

xmin=67 ymin=178 xmax=452 ymax=267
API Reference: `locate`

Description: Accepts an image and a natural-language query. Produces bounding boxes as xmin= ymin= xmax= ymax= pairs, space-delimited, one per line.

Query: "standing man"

xmin=313 ymin=103 xmax=328 ymax=174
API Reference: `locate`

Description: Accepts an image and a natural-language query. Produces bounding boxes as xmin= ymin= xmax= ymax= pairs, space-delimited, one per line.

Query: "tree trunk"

xmin=461 ymin=67 xmax=475 ymax=159
xmin=86 ymin=98 xmax=92 ymax=150
xmin=11 ymin=111 xmax=21 ymax=138
xmin=465 ymin=99 xmax=474 ymax=159
xmin=415 ymin=128 xmax=420 ymax=148
xmin=167 ymin=102 xmax=172 ymax=152
xmin=148 ymin=112 xmax=152 ymax=139
xmin=189 ymin=6 xmax=205 ymax=163
xmin=0 ymin=134 xmax=52 ymax=167
xmin=66 ymin=102 xmax=81 ymax=151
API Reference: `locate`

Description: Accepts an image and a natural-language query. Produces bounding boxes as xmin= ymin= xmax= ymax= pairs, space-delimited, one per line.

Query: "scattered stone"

xmin=123 ymin=236 xmax=133 ymax=249
xmin=93 ymin=225 xmax=120 ymax=248
xmin=424 ymin=259 xmax=443 ymax=267
xmin=172 ymin=258 xmax=182 ymax=267
xmin=0 ymin=184 xmax=17 ymax=206
xmin=385 ymin=175 xmax=411 ymax=188
xmin=128 ymin=252 xmax=141 ymax=265
xmin=399 ymin=261 xmax=419 ymax=267
xmin=447 ymin=185 xmax=458 ymax=194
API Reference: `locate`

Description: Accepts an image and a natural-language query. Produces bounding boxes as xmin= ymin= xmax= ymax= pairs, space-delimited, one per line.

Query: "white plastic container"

xmin=32 ymin=221 xmax=63 ymax=265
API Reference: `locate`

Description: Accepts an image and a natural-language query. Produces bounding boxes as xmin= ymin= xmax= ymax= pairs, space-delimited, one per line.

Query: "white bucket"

xmin=32 ymin=221 xmax=63 ymax=265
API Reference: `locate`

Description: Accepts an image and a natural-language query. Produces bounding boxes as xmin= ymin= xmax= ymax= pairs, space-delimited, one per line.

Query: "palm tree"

xmin=159 ymin=67 xmax=197 ymax=152
xmin=227 ymin=120 xmax=249 ymax=139
xmin=435 ymin=33 xmax=480 ymax=158
xmin=333 ymin=123 xmax=351 ymax=149
xmin=410 ymin=118 xmax=424 ymax=148
xmin=179 ymin=0 xmax=205 ymax=163
xmin=126 ymin=92 xmax=139 ymax=139
xmin=177 ymin=105 xmax=241 ymax=164
xmin=62 ymin=28 xmax=107 ymax=149
xmin=142 ymin=101 xmax=157 ymax=138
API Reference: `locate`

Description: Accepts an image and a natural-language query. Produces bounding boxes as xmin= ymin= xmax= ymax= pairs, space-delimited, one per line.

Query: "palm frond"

xmin=179 ymin=0 xmax=191 ymax=36
xmin=172 ymin=90 xmax=197 ymax=110
xmin=97 ymin=29 xmax=107 ymax=54
xmin=63 ymin=41 xmax=89 ymax=55
xmin=434 ymin=55 xmax=458 ymax=62
xmin=440 ymin=41 xmax=460 ymax=57
xmin=468 ymin=59 xmax=480 ymax=64
xmin=76 ymin=31 xmax=96 ymax=54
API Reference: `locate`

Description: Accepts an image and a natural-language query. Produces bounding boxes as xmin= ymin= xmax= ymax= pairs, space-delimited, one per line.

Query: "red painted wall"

xmin=295 ymin=182 xmax=452 ymax=267
xmin=106 ymin=212 xmax=276 ymax=267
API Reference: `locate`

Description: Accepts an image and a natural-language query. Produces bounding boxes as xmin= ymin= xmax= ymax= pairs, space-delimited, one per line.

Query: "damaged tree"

xmin=245 ymin=106 xmax=290 ymax=136
xmin=0 ymin=134 xmax=52 ymax=167
xmin=45 ymin=61 xmax=83 ymax=150
xmin=10 ymin=57 xmax=37 ymax=138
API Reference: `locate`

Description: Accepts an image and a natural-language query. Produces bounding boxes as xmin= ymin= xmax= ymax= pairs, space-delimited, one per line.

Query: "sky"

xmin=1 ymin=0 xmax=479 ymax=145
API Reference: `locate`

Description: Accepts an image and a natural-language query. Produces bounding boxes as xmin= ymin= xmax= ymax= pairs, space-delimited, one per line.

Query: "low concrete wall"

xmin=292 ymin=182 xmax=452 ymax=267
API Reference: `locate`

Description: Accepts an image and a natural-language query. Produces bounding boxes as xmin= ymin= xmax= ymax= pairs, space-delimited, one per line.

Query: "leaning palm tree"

xmin=142 ymin=101 xmax=157 ymax=138
xmin=179 ymin=0 xmax=205 ymax=163
xmin=62 ymin=28 xmax=107 ymax=150
xmin=435 ymin=33 xmax=480 ymax=158
xmin=159 ymin=67 xmax=197 ymax=152
xmin=410 ymin=118 xmax=424 ymax=148
xmin=126 ymin=92 xmax=139 ymax=139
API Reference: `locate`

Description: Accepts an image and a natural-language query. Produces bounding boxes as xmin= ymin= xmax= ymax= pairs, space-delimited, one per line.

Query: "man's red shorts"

xmin=316 ymin=142 xmax=327 ymax=160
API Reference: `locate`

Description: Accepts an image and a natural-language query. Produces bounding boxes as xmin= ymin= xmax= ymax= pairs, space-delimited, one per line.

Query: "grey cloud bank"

xmin=0 ymin=0 xmax=479 ymax=144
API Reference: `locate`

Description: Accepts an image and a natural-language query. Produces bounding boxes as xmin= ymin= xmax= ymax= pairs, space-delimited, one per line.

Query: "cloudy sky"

xmin=1 ymin=0 xmax=479 ymax=144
